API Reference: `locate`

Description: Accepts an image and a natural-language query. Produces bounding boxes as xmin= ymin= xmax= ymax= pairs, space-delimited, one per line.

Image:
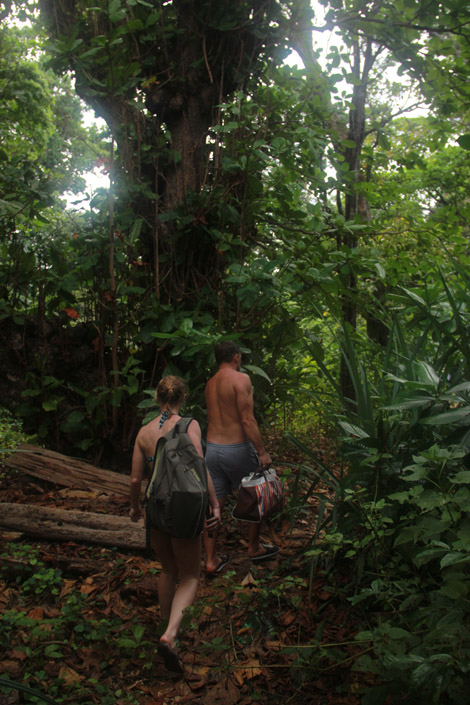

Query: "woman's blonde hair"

xmin=155 ymin=375 xmax=187 ymax=408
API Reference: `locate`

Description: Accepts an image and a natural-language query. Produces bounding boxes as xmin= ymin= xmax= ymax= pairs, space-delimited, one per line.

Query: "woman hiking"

xmin=130 ymin=375 xmax=220 ymax=674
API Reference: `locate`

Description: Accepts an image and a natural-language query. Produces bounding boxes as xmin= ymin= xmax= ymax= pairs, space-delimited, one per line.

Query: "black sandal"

xmin=250 ymin=543 xmax=279 ymax=562
xmin=205 ymin=554 xmax=231 ymax=575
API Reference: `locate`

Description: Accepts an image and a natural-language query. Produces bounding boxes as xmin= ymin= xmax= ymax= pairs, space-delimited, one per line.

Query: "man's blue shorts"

xmin=205 ymin=441 xmax=259 ymax=498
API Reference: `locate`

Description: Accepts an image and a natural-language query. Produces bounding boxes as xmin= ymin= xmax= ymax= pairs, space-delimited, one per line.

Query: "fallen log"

xmin=0 ymin=503 xmax=146 ymax=551
xmin=4 ymin=444 xmax=130 ymax=496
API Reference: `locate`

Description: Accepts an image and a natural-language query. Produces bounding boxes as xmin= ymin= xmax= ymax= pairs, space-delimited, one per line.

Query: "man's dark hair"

xmin=215 ymin=341 xmax=241 ymax=366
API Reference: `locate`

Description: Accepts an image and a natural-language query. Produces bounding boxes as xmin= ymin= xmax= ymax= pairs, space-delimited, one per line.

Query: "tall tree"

xmin=300 ymin=0 xmax=470 ymax=397
xmin=38 ymin=0 xmax=295 ymax=303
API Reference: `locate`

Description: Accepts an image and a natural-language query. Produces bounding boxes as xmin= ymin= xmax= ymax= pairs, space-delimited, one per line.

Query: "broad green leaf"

xmin=439 ymin=579 xmax=468 ymax=599
xmin=243 ymin=364 xmax=271 ymax=383
xmin=384 ymin=396 xmax=432 ymax=411
xmin=447 ymin=381 xmax=470 ymax=394
xmin=67 ymin=411 xmax=85 ymax=423
xmin=42 ymin=399 xmax=58 ymax=411
xmin=452 ymin=470 xmax=470 ymax=484
xmin=110 ymin=388 xmax=123 ymax=407
xmin=151 ymin=331 xmax=179 ymax=340
xmin=178 ymin=318 xmax=193 ymax=334
xmin=401 ymin=288 xmax=427 ymax=306
xmin=440 ymin=552 xmax=470 ymax=569
xmin=415 ymin=491 xmax=448 ymax=510
xmin=337 ymin=421 xmax=370 ymax=438
xmin=413 ymin=548 xmax=446 ymax=567
xmin=117 ymin=637 xmax=138 ymax=648
xmin=416 ymin=362 xmax=440 ymax=387
xmin=457 ymin=134 xmax=470 ymax=150
xmin=421 ymin=407 xmax=470 ymax=425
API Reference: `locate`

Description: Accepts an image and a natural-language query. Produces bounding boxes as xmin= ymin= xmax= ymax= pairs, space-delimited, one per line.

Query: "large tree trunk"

xmin=0 ymin=503 xmax=145 ymax=551
xmin=38 ymin=0 xmax=280 ymax=301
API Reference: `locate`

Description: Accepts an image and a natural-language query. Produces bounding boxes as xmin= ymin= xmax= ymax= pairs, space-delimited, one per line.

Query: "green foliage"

xmin=20 ymin=566 xmax=64 ymax=599
xmin=297 ymin=256 xmax=470 ymax=703
xmin=341 ymin=446 xmax=470 ymax=704
xmin=0 ymin=22 xmax=99 ymax=221
xmin=0 ymin=408 xmax=35 ymax=461
xmin=0 ymin=543 xmax=156 ymax=704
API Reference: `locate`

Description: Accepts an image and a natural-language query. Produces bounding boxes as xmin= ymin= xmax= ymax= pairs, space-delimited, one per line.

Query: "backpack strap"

xmin=171 ymin=417 xmax=194 ymax=436
xmin=150 ymin=418 xmax=193 ymax=462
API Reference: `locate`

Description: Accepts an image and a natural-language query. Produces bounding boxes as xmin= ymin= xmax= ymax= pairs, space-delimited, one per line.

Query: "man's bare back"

xmin=205 ymin=357 xmax=271 ymax=467
xmin=205 ymin=367 xmax=252 ymax=444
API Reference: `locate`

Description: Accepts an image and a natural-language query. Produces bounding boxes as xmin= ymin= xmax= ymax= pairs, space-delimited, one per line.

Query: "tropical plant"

xmin=297 ymin=256 xmax=470 ymax=703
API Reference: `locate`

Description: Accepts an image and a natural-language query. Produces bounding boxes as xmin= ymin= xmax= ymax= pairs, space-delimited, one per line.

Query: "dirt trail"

xmin=0 ymin=437 xmax=364 ymax=705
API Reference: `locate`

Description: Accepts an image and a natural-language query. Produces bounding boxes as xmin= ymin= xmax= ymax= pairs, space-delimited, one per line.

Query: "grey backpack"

xmin=145 ymin=418 xmax=209 ymax=538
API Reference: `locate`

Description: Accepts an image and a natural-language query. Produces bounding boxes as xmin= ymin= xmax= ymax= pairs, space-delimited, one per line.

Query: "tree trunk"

xmin=38 ymin=0 xmax=280 ymax=301
xmin=338 ymin=37 xmax=376 ymax=403
xmin=5 ymin=444 xmax=132 ymax=496
xmin=0 ymin=503 xmax=145 ymax=551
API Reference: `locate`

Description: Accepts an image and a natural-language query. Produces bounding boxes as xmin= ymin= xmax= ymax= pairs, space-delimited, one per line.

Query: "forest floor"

xmin=0 ymin=432 xmax=371 ymax=705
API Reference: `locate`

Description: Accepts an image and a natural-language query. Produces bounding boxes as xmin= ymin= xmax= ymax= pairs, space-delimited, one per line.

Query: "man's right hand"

xmin=258 ymin=450 xmax=272 ymax=469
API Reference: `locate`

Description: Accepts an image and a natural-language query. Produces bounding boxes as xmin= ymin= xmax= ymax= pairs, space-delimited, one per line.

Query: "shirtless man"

xmin=204 ymin=341 xmax=279 ymax=573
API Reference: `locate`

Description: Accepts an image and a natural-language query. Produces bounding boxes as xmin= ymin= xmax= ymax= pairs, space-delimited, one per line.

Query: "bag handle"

xmin=252 ymin=463 xmax=273 ymax=479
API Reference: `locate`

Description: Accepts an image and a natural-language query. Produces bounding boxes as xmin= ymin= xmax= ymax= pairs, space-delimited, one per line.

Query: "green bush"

xmin=0 ymin=407 xmax=36 ymax=462
xmin=298 ymin=267 xmax=470 ymax=704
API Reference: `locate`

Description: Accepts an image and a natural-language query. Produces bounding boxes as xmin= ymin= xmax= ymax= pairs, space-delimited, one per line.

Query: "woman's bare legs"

xmin=151 ymin=529 xmax=201 ymax=648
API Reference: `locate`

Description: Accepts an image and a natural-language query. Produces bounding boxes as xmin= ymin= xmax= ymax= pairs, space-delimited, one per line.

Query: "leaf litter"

xmin=0 ymin=433 xmax=370 ymax=704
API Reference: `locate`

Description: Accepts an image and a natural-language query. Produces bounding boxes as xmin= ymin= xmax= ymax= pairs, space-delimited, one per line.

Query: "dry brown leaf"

xmin=151 ymin=561 xmax=163 ymax=571
xmin=80 ymin=577 xmax=99 ymax=595
xmin=60 ymin=578 xmax=78 ymax=598
xmin=27 ymin=606 xmax=44 ymax=620
xmin=240 ymin=572 xmax=256 ymax=587
xmin=317 ymin=590 xmax=332 ymax=600
xmin=0 ymin=587 xmax=13 ymax=606
xmin=44 ymin=661 xmax=60 ymax=678
xmin=100 ymin=587 xmax=113 ymax=604
xmin=237 ymin=626 xmax=250 ymax=635
xmin=233 ymin=658 xmax=263 ymax=685
xmin=203 ymin=676 xmax=240 ymax=705
xmin=0 ymin=659 xmax=22 ymax=675
xmin=280 ymin=610 xmax=296 ymax=626
xmin=43 ymin=606 xmax=60 ymax=618
xmin=58 ymin=664 xmax=82 ymax=686
xmin=11 ymin=649 xmax=27 ymax=661
xmin=187 ymin=671 xmax=208 ymax=692
xmin=190 ymin=666 xmax=210 ymax=678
